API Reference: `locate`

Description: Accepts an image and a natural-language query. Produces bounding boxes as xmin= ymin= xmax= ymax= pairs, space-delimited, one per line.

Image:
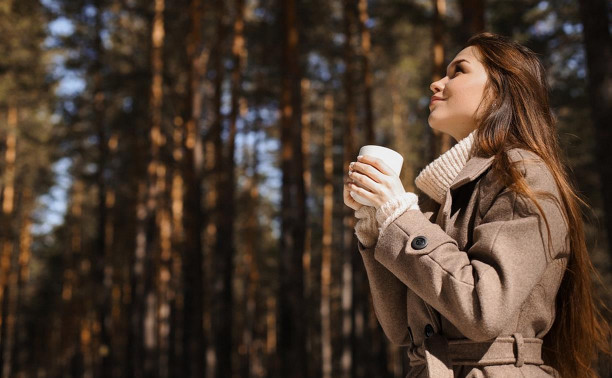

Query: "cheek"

xmin=448 ymin=80 xmax=486 ymax=112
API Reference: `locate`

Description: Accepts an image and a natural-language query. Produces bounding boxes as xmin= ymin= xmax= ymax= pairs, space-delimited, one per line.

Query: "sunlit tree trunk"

xmin=300 ymin=77 xmax=316 ymax=376
xmin=358 ymin=0 xmax=374 ymax=145
xmin=355 ymin=1 xmax=379 ymax=375
xmin=11 ymin=187 xmax=33 ymax=375
xmin=320 ymin=94 xmax=334 ymax=378
xmin=0 ymin=104 xmax=17 ymax=377
xmin=142 ymin=0 xmax=166 ymax=374
xmin=131 ymin=179 xmax=147 ymax=378
xmin=341 ymin=1 xmax=358 ymax=376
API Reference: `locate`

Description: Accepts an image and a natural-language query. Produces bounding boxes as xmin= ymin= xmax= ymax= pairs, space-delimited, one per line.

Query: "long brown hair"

xmin=464 ymin=32 xmax=611 ymax=378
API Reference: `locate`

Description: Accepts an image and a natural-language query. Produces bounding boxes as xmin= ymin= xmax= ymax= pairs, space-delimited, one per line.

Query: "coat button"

xmin=424 ymin=324 xmax=435 ymax=338
xmin=411 ymin=236 xmax=428 ymax=250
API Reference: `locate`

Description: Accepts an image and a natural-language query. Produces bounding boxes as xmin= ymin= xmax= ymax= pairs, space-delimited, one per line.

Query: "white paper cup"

xmin=350 ymin=145 xmax=404 ymax=207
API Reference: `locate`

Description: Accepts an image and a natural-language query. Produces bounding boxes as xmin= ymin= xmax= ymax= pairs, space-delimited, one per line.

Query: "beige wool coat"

xmin=358 ymin=148 xmax=570 ymax=377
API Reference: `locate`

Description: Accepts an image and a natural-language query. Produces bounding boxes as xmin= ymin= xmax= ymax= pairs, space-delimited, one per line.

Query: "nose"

xmin=430 ymin=76 xmax=447 ymax=94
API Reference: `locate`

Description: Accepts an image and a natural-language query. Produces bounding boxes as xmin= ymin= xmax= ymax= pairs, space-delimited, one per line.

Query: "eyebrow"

xmin=446 ymin=59 xmax=470 ymax=76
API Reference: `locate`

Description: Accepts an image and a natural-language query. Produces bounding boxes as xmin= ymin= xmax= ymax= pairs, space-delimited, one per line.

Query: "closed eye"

xmin=451 ymin=66 xmax=463 ymax=77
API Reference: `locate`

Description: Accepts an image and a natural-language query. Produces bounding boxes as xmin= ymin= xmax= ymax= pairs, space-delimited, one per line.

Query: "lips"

xmin=429 ymin=97 xmax=444 ymax=106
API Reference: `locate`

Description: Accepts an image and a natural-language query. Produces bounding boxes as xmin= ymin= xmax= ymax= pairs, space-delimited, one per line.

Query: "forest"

xmin=0 ymin=0 xmax=610 ymax=377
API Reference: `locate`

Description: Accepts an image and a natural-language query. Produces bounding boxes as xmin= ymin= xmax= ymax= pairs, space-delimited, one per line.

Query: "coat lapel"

xmin=449 ymin=155 xmax=495 ymax=191
xmin=437 ymin=155 xmax=496 ymax=227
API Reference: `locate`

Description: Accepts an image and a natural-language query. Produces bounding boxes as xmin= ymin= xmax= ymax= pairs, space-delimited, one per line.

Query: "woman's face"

xmin=428 ymin=46 xmax=489 ymax=142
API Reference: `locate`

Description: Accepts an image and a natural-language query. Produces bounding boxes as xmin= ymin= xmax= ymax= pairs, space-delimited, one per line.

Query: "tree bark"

xmin=92 ymin=1 xmax=112 ymax=374
xmin=278 ymin=0 xmax=307 ymax=376
xmin=458 ymin=0 xmax=486 ymax=45
xmin=430 ymin=0 xmax=453 ymax=160
xmin=358 ymin=0 xmax=374 ymax=145
xmin=320 ymin=94 xmax=334 ymax=378
xmin=182 ymin=0 xmax=207 ymax=376
xmin=578 ymin=0 xmax=612 ymax=251
xmin=341 ymin=1 xmax=357 ymax=376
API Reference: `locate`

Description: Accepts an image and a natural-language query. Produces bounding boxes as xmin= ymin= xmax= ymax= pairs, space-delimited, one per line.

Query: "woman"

xmin=343 ymin=32 xmax=610 ymax=377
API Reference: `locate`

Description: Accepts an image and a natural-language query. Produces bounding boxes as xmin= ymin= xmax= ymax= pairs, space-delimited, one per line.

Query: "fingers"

xmin=349 ymin=161 xmax=381 ymax=183
xmin=349 ymin=171 xmax=378 ymax=193
xmin=343 ymin=180 xmax=362 ymax=211
xmin=356 ymin=155 xmax=395 ymax=176
xmin=348 ymin=180 xmax=374 ymax=201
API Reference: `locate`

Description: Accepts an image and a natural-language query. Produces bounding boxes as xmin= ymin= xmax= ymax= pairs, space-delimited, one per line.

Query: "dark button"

xmin=424 ymin=324 xmax=435 ymax=338
xmin=411 ymin=236 xmax=428 ymax=250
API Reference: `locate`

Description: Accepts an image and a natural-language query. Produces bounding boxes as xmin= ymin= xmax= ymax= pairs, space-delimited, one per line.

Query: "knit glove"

xmin=354 ymin=192 xmax=421 ymax=247
xmin=375 ymin=192 xmax=420 ymax=238
xmin=354 ymin=206 xmax=379 ymax=248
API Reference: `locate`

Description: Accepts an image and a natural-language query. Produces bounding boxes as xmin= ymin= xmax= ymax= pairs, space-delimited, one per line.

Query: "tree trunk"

xmin=341 ymin=1 xmax=358 ymax=377
xmin=279 ymin=0 xmax=307 ymax=376
xmin=92 ymin=1 xmax=112 ymax=374
xmin=300 ymin=77 xmax=313 ymax=373
xmin=458 ymin=0 xmax=485 ymax=45
xmin=210 ymin=0 xmax=233 ymax=376
xmin=358 ymin=0 xmax=374 ymax=145
xmin=11 ymin=188 xmax=32 ymax=376
xmin=430 ymin=0 xmax=452 ymax=160
xmin=143 ymin=0 xmax=167 ymax=374
xmin=217 ymin=0 xmax=246 ymax=374
xmin=320 ymin=94 xmax=334 ymax=378
xmin=0 ymin=104 xmax=17 ymax=377
xmin=578 ymin=0 xmax=612 ymax=251
xmin=182 ymin=0 xmax=207 ymax=376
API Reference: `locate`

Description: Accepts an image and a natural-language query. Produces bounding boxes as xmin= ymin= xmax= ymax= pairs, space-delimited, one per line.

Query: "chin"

xmin=427 ymin=117 xmax=446 ymax=133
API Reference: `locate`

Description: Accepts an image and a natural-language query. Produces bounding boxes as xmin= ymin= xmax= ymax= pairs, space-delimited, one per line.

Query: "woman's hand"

xmin=343 ymin=175 xmax=364 ymax=211
xmin=347 ymin=155 xmax=406 ymax=209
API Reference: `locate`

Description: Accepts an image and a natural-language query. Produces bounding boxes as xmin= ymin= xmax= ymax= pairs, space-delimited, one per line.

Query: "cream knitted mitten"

xmin=354 ymin=206 xmax=378 ymax=248
xmin=354 ymin=192 xmax=420 ymax=248
xmin=376 ymin=192 xmax=420 ymax=238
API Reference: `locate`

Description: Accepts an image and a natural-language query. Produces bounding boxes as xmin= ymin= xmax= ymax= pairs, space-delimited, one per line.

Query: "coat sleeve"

xmin=358 ymin=240 xmax=412 ymax=345
xmin=357 ymin=192 xmax=441 ymax=346
xmin=372 ymin=161 xmax=568 ymax=341
xmin=415 ymin=188 xmax=440 ymax=223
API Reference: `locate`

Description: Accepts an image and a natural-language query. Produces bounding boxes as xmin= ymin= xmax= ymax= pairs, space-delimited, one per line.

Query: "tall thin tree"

xmin=278 ymin=0 xmax=307 ymax=376
xmin=182 ymin=0 xmax=207 ymax=376
xmin=430 ymin=0 xmax=452 ymax=159
xmin=341 ymin=0 xmax=358 ymax=376
xmin=578 ymin=0 xmax=612 ymax=250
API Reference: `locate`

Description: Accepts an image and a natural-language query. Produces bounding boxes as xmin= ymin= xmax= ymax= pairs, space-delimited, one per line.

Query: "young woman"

xmin=343 ymin=32 xmax=610 ymax=377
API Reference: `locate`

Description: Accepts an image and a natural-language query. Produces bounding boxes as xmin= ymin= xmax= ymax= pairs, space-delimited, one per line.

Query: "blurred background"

xmin=0 ymin=0 xmax=609 ymax=377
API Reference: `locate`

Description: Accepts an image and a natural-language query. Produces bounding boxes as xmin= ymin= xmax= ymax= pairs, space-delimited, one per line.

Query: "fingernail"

xmin=349 ymin=162 xmax=354 ymax=168
xmin=357 ymin=155 xmax=363 ymax=160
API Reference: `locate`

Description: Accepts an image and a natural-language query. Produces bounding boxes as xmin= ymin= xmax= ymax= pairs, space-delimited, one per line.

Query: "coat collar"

xmin=437 ymin=154 xmax=496 ymax=228
xmin=448 ymin=154 xmax=495 ymax=191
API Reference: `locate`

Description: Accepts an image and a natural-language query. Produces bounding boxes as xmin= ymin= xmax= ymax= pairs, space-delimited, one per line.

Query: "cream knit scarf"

xmin=355 ymin=129 xmax=477 ymax=247
xmin=414 ymin=128 xmax=477 ymax=204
